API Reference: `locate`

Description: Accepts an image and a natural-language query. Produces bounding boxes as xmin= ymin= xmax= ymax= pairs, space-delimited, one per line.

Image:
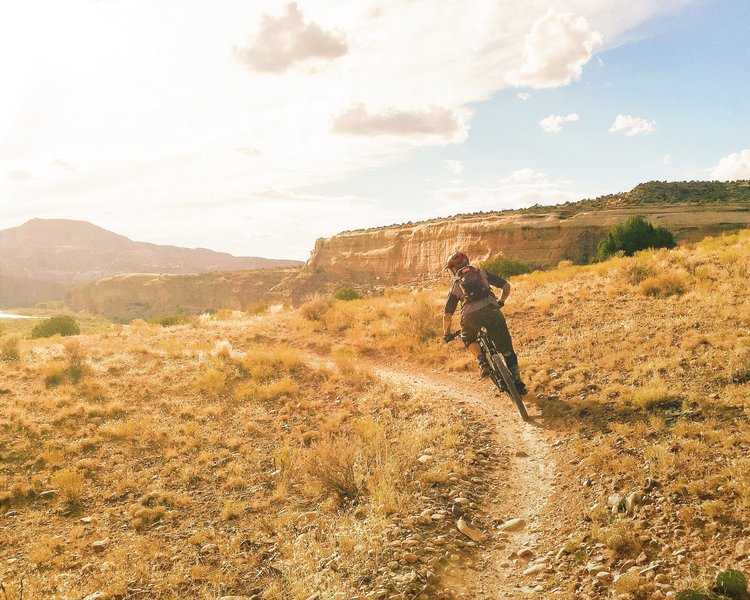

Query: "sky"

xmin=1 ymin=0 xmax=748 ymax=260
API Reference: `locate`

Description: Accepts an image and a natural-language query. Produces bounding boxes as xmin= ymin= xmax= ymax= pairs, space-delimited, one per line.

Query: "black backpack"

xmin=456 ymin=266 xmax=491 ymax=301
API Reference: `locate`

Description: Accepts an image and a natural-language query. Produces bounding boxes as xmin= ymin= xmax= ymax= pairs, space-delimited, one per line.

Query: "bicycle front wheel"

xmin=491 ymin=354 xmax=530 ymax=421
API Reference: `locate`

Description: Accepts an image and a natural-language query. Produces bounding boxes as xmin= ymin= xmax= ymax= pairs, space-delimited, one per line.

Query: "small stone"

xmin=516 ymin=548 xmax=534 ymax=559
xmin=735 ymin=539 xmax=750 ymax=558
xmin=80 ymin=517 xmax=94 ymax=524
xmin=417 ymin=455 xmax=433 ymax=464
xmin=496 ymin=518 xmax=525 ymax=532
xmin=456 ymin=518 xmax=487 ymax=543
xmin=83 ymin=593 xmax=108 ymax=600
xmin=587 ymin=563 xmax=607 ymax=576
xmin=92 ymin=539 xmax=109 ymax=553
xmin=402 ymin=552 xmax=418 ymax=563
xmin=595 ymin=571 xmax=613 ymax=582
xmin=39 ymin=490 xmax=58 ymax=500
xmin=522 ymin=564 xmax=546 ymax=576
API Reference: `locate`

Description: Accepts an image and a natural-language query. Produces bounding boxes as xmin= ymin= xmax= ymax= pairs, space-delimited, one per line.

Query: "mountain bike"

xmin=446 ymin=329 xmax=530 ymax=421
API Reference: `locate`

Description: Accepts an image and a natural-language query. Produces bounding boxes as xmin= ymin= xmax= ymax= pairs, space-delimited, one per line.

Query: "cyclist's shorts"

xmin=460 ymin=304 xmax=510 ymax=348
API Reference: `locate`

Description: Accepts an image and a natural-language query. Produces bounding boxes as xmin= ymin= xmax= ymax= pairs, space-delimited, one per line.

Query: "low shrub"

xmin=1 ymin=335 xmax=20 ymax=361
xmin=31 ymin=315 xmax=80 ymax=339
xmin=596 ymin=215 xmax=676 ymax=261
xmin=334 ymin=286 xmax=362 ymax=301
xmin=149 ymin=314 xmax=187 ymax=327
xmin=481 ymin=255 xmax=534 ymax=278
xmin=714 ymin=569 xmax=748 ymax=599
xmin=640 ymin=272 xmax=689 ymax=297
xmin=299 ymin=295 xmax=333 ymax=321
xmin=52 ymin=469 xmax=85 ymax=501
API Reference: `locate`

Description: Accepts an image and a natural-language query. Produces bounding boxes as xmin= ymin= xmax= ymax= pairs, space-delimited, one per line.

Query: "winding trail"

xmin=372 ymin=364 xmax=559 ymax=599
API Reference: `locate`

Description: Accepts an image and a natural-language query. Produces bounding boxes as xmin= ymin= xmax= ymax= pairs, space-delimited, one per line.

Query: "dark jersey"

xmin=444 ymin=268 xmax=507 ymax=317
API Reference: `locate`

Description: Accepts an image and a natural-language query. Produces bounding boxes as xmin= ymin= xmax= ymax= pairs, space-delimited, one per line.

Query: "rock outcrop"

xmin=307 ymin=203 xmax=750 ymax=284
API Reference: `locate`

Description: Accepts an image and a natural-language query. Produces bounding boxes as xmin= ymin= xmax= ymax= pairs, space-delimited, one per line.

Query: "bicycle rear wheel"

xmin=491 ymin=354 xmax=530 ymax=421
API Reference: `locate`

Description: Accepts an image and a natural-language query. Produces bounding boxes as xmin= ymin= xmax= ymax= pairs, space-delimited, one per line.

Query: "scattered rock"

xmin=523 ymin=564 xmax=546 ymax=576
xmin=587 ymin=563 xmax=608 ymax=576
xmin=39 ymin=490 xmax=58 ymax=500
xmin=83 ymin=593 xmax=108 ymax=600
xmin=92 ymin=539 xmax=109 ymax=553
xmin=516 ymin=547 xmax=534 ymax=559
xmin=456 ymin=518 xmax=487 ymax=543
xmin=497 ymin=518 xmax=525 ymax=532
xmin=417 ymin=455 xmax=433 ymax=464
xmin=735 ymin=539 xmax=750 ymax=559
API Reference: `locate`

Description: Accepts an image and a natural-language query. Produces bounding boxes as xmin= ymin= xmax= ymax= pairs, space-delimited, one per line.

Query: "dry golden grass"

xmin=0 ymin=306 xmax=476 ymax=599
xmin=269 ymin=229 xmax=750 ymax=596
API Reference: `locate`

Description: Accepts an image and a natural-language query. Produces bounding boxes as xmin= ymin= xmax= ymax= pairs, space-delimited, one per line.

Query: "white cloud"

xmin=444 ymin=159 xmax=464 ymax=174
xmin=6 ymin=170 xmax=33 ymax=182
xmin=711 ymin=149 xmax=750 ymax=181
xmin=433 ymin=168 xmax=581 ymax=213
xmin=233 ymin=3 xmax=347 ymax=73
xmin=517 ymin=92 xmax=530 ymax=101
xmin=0 ymin=1 xmax=693 ymax=259
xmin=609 ymin=114 xmax=656 ymax=136
xmin=332 ymin=104 xmax=466 ymax=140
xmin=506 ymin=8 xmax=603 ymax=88
xmin=539 ymin=113 xmax=579 ymax=133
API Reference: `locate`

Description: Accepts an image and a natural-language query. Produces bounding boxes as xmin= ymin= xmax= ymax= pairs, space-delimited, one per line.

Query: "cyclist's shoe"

xmin=510 ymin=365 xmax=528 ymax=395
xmin=477 ymin=356 xmax=492 ymax=379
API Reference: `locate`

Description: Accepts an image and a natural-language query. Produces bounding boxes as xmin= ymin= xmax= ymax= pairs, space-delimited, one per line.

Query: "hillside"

xmin=2 ymin=231 xmax=749 ymax=599
xmin=63 ymin=182 xmax=750 ymax=319
xmin=0 ymin=219 xmax=302 ymax=308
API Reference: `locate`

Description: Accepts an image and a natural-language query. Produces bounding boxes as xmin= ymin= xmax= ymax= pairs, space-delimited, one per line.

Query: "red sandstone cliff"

xmin=306 ymin=204 xmax=750 ymax=284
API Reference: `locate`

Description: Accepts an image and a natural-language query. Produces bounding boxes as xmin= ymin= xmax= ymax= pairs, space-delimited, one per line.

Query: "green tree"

xmin=333 ymin=286 xmax=362 ymax=301
xmin=480 ymin=255 xmax=534 ymax=278
xmin=31 ymin=315 xmax=80 ymax=339
xmin=596 ymin=215 xmax=676 ymax=261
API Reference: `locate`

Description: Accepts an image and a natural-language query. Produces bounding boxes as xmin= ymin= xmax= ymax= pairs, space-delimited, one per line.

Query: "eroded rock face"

xmin=306 ymin=204 xmax=750 ymax=284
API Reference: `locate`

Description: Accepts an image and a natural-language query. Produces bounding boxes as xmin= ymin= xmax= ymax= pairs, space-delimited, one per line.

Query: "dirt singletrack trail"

xmin=373 ymin=363 xmax=561 ymax=599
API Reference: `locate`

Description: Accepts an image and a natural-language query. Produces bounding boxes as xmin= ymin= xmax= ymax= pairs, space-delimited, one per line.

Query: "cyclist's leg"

xmin=460 ymin=314 xmax=490 ymax=377
xmin=484 ymin=308 xmax=527 ymax=392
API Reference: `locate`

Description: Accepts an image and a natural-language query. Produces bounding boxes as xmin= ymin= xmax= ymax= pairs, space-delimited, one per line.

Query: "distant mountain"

xmin=0 ymin=219 xmax=302 ymax=308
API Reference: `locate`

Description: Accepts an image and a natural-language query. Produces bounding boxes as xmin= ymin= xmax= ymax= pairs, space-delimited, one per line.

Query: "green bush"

xmin=714 ymin=569 xmax=747 ymax=599
xmin=149 ymin=314 xmax=187 ymax=327
xmin=334 ymin=286 xmax=362 ymax=301
xmin=596 ymin=215 xmax=676 ymax=261
xmin=30 ymin=315 xmax=80 ymax=339
xmin=480 ymin=255 xmax=534 ymax=278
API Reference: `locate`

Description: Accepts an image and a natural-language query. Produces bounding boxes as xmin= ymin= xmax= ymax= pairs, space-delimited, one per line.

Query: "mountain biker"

xmin=442 ymin=251 xmax=527 ymax=395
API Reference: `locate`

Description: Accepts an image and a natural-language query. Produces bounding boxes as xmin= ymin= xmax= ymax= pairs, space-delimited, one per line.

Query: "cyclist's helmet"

xmin=446 ymin=251 xmax=470 ymax=273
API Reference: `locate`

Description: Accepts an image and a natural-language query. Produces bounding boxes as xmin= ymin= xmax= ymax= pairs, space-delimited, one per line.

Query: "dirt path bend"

xmin=373 ymin=364 xmax=561 ymax=599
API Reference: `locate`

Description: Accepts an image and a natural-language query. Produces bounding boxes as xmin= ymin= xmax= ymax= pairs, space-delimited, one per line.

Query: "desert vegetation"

xmin=0 ymin=310 xmax=486 ymax=599
xmin=278 ymin=229 xmax=750 ymax=598
xmin=2 ymin=229 xmax=750 ymax=599
xmin=596 ymin=214 xmax=676 ymax=261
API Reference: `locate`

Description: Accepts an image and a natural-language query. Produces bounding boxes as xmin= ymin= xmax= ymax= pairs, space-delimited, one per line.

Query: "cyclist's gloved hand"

xmin=443 ymin=332 xmax=452 ymax=343
xmin=497 ymin=299 xmax=505 ymax=308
